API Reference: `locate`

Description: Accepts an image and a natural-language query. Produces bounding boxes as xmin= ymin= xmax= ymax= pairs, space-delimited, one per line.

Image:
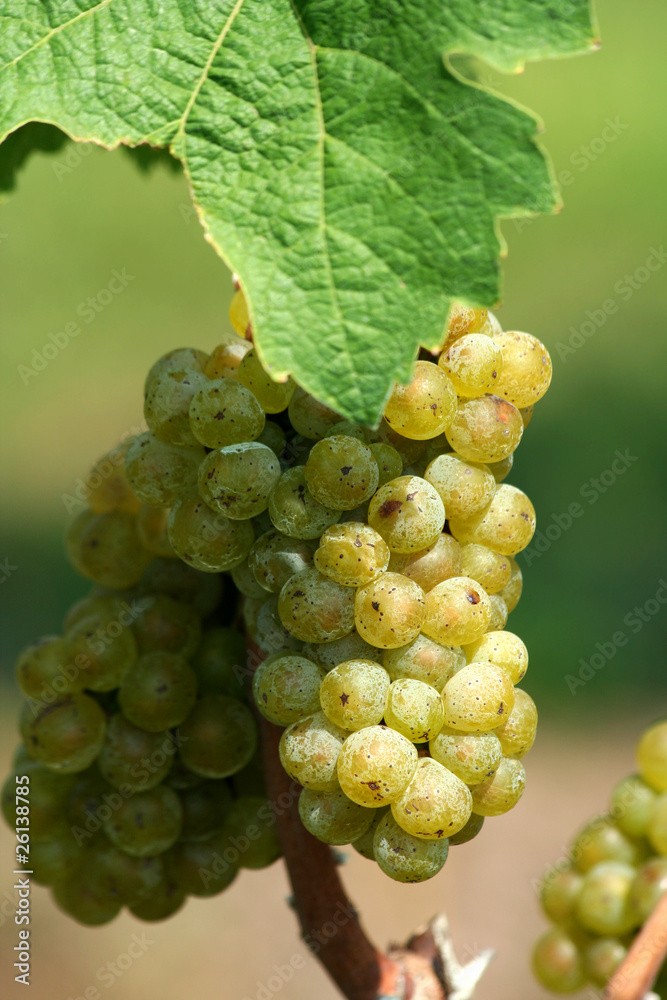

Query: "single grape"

xmin=255 ymin=595 xmax=302 ymax=655
xmin=66 ymin=509 xmax=152 ymax=589
xmin=86 ymin=438 xmax=141 ymax=514
xmin=470 ymin=757 xmax=525 ymax=816
xmin=572 ymin=815 xmax=645 ymax=873
xmin=584 ymin=937 xmax=627 ymax=989
xmin=15 ymin=636 xmax=80 ymax=701
xmin=53 ymin=871 xmax=122 ymax=926
xmin=229 ymin=288 xmax=250 ymax=335
xmin=97 ymin=713 xmax=174 ymax=791
xmin=442 ymin=302 xmax=478 ymax=349
xmin=492 ymin=331 xmax=552 ymax=407
xmin=389 ymin=533 xmax=462 ymax=592
xmin=65 ymin=612 xmax=138 ymax=691
xmin=611 ymin=774 xmax=657 ymax=839
xmin=191 ymin=627 xmax=246 ymax=698
xmin=253 ymin=655 xmax=326 ymax=726
xmin=179 ymin=695 xmax=257 ymax=779
xmin=104 ymin=784 xmax=183 ymax=857
xmin=304 ymin=436 xmax=379 ymax=510
xmin=84 ymin=843 xmax=164 ymax=906
xmin=367 ymin=476 xmax=445 ymax=554
xmin=299 ymin=786 xmax=375 ymax=845
xmin=129 ymin=876 xmax=186 ymax=921
xmin=575 ymin=861 xmax=638 ymax=936
xmin=257 ymin=420 xmax=287 ymax=456
xmin=138 ymin=557 xmax=222 ymax=617
xmin=464 ymin=630 xmax=528 ymax=684
xmin=500 ymin=557 xmax=523 ymax=612
xmin=354 ymin=572 xmax=426 ymax=649
xmin=65 ymin=769 xmax=115 ymax=840
xmin=21 ymin=694 xmax=106 ymax=773
xmin=383 ymin=635 xmax=465 ymax=690
xmin=352 ymin=807 xmax=389 ymax=859
xmin=373 ymin=811 xmax=449 ymax=883
xmin=486 ymin=453 xmax=514 ymax=483
xmin=438 ymin=333 xmax=503 ymax=397
xmin=369 ymin=443 xmax=403 ymax=486
xmin=118 ymin=651 xmax=198 ymax=732
xmin=132 ymin=593 xmax=202 ymax=658
xmin=494 ymin=689 xmax=537 ymax=758
xmin=448 ymin=811 xmax=485 ymax=846
xmin=628 ymin=857 xmax=667 ymax=923
xmin=63 ymin=592 xmax=128 ymax=633
xmin=179 ymin=780 xmax=233 ymax=841
xmin=459 ymin=543 xmax=511 ymax=595
xmin=443 ymin=662 xmax=514 ymax=732
xmin=168 ymin=490 xmax=254 ymax=571
xmin=279 ymin=712 xmax=348 ymax=791
xmin=423 ymin=576 xmax=492 ymax=647
xmin=532 ymin=928 xmax=586 ymax=993
xmin=205 ymin=333 xmax=252 ymax=379
xmin=392 ymin=757 xmax=472 ymax=840
xmin=219 ymin=796 xmax=281 ymax=869
xmin=249 ymin=529 xmax=314 ymax=594
xmin=337 ymin=725 xmax=418 ymax=807
xmin=383 ymin=361 xmax=457 ymax=440
xmin=144 ymin=368 xmax=209 ymax=447
xmin=445 ymin=395 xmax=523 ymax=464
xmin=188 ymin=378 xmax=265 ymax=448
xmin=430 ymin=726 xmax=502 ymax=785
xmin=268 ymin=466 xmax=341 ymax=540
xmin=302 ymin=632 xmax=378 ymax=670
xmin=199 ymin=443 xmax=281 ymax=519
xmin=540 ymin=866 xmax=584 ymax=924
xmin=124 ymin=432 xmax=205 ymax=507
xmin=236 ymin=347 xmax=295 ymax=412
xmin=278 ymin=568 xmax=355 ymax=643
xmin=287 ymin=388 xmax=342 ymax=439
xmin=449 ymin=485 xmax=536 ymax=556
xmin=145 ymin=348 xmax=208 ymax=389
xmin=637 ymin=720 xmax=667 ymax=791
xmin=166 ymin=834 xmax=239 ymax=897
xmin=384 ymin=678 xmax=444 ymax=743
xmin=314 ymin=523 xmax=390 ymax=587
xmin=488 ymin=595 xmax=508 ymax=632
xmin=319 ymin=660 xmax=390 ymax=731
xmin=136 ymin=505 xmax=176 ymax=557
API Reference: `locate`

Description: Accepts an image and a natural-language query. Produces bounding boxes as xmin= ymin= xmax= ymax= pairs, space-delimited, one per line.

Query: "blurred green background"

xmin=0 ymin=3 xmax=665 ymax=997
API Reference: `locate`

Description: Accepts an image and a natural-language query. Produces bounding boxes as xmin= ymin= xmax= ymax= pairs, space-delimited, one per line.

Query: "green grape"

xmin=268 ymin=466 xmax=341 ymax=540
xmin=575 ymin=861 xmax=638 ymax=936
xmin=443 ymin=662 xmax=514 ymax=732
xmin=430 ymin=726 xmax=502 ymax=785
xmin=65 ymin=612 xmax=138 ymax=691
xmin=138 ymin=557 xmax=222 ymax=617
xmin=235 ymin=347 xmax=295 ymax=412
xmin=442 ymin=302 xmax=478 ymax=348
xmin=302 ymin=632 xmax=378 ymax=670
xmin=129 ymin=875 xmax=186 ymax=921
xmin=373 ymin=811 xmax=449 ymax=883
xmin=423 ymin=576 xmax=492 ymax=647
xmin=352 ymin=807 xmax=389 ymax=859
xmin=324 ymin=420 xmax=371 ymax=443
xmin=124 ymin=432 xmax=204 ymax=507
xmin=191 ymin=628 xmax=248 ymax=699
xmin=255 ymin=596 xmax=302 ymax=655
xmin=97 ymin=713 xmax=174 ymax=791
xmin=314 ymin=523 xmax=390 ymax=587
xmin=337 ymin=725 xmax=418 ymax=807
xmin=253 ymin=655 xmax=325 ymax=726
xmin=383 ymin=361 xmax=457 ymax=440
xmin=373 ymin=419 xmax=428 ymax=465
xmin=198 ymin=443 xmax=281 ymax=519
xmin=637 ymin=720 xmax=667 ymax=791
xmin=584 ymin=937 xmax=627 ymax=989
xmin=629 ymin=857 xmax=667 ymax=923
xmin=188 ymin=378 xmax=265 ymax=448
xmin=248 ymin=529 xmax=314 ymax=593
xmin=384 ymin=678 xmax=444 ymax=743
xmin=367 ymin=476 xmax=445 ymax=554
xmin=63 ymin=592 xmax=128 ymax=632
xmin=500 ymin=557 xmax=523 ymax=612
xmin=230 ymin=558 xmax=267 ymax=598
xmin=304 ymin=436 xmax=379 ymax=510
xmin=540 ymin=867 xmax=584 ymax=923
xmin=205 ymin=334 xmax=252 ymax=379
xmin=15 ymin=636 xmax=80 ymax=701
xmin=31 ymin=834 xmax=82 ymax=886
xmin=463 ymin=630 xmax=528 ymax=684
xmin=166 ymin=833 xmax=239 ymax=896
xmin=391 ymin=757 xmax=472 ymax=840
xmin=470 ymin=757 xmax=525 ymax=816
xmin=445 ymin=395 xmax=523 ymax=464
xmin=144 ymin=368 xmax=209 ymax=446
xmin=383 ymin=635 xmax=465 ymax=690
xmin=532 ymin=929 xmax=586 ymax=994
xmin=2 ymin=763 xmax=73 ymax=843
xmin=572 ymin=816 xmax=644 ymax=873
xmin=132 ymin=593 xmax=202 ymax=658
xmin=86 ymin=439 xmax=141 ymax=515
xmin=449 ymin=484 xmax=536 ymax=556
xmin=118 ymin=651 xmax=197 ymax=732
xmin=257 ymin=420 xmax=287 ymax=456
xmin=448 ymin=811 xmax=485 ymax=846
xmin=459 ymin=543 xmax=511 ymax=595
xmin=279 ymin=712 xmax=347 ymax=791
xmin=298 ymin=787 xmax=374 ymax=845
xmin=494 ymin=689 xmax=537 ymax=758
xmin=354 ymin=572 xmax=426 ymax=649
xmin=278 ymin=568 xmax=355 ymax=643
xmin=21 ymin=694 xmax=106 ymax=773
xmin=486 ymin=453 xmax=513 ymax=483
xmin=136 ymin=505 xmax=176 ymax=557
xmin=179 ymin=695 xmax=257 ymax=779
xmin=493 ymin=331 xmax=553 ymax=408
xmin=220 ymin=796 xmax=281 ymax=869
xmin=145 ymin=348 xmax=209 ymax=388
xmin=66 ymin=769 xmax=115 ymax=839
xmin=438 ymin=333 xmax=503 ymax=397
xmin=243 ymin=595 xmax=266 ymax=641
xmin=369 ymin=443 xmax=403 ymax=486
xmin=168 ymin=490 xmax=254 ymax=572
xmin=66 ymin=509 xmax=152 ymax=589
xmin=287 ymin=388 xmax=341 ymax=440
xmin=611 ymin=774 xmax=657 ymax=839
xmin=179 ymin=780 xmax=233 ymax=841
xmin=229 ymin=289 xmax=251 ymax=335
xmin=488 ymin=594 xmax=507 ymax=631
xmin=521 ymin=404 xmax=534 ymax=427
xmin=85 ymin=843 xmax=164 ymax=906
xmin=104 ymin=785 xmax=183 ymax=857
xmin=388 ymin=533 xmax=462 ymax=593
xmin=648 ymin=792 xmax=667 ymax=854
xmin=319 ymin=660 xmax=390 ymax=731
xmin=53 ymin=870 xmax=122 ymax=926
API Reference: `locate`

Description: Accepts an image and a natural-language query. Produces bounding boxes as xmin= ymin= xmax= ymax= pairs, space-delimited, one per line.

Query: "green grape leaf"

xmin=0 ymin=0 xmax=597 ymax=423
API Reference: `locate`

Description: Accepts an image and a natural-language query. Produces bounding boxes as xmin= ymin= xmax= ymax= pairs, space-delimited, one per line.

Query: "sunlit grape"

xmin=314 ymin=523 xmax=390 ymax=587
xmin=423 ymin=576 xmax=492 ymax=646
xmin=383 ymin=361 xmax=457 ymax=440
xmin=391 ymin=757 xmax=472 ymax=839
xmin=373 ymin=811 xmax=449 ymax=883
xmin=319 ymin=660 xmax=390 ymax=731
xmin=445 ymin=395 xmax=523 ymax=464
xmin=355 ymin=572 xmax=426 ymax=649
xmin=368 ymin=476 xmax=445 ymax=553
xmin=443 ymin=662 xmax=514 ymax=732
xmin=305 ymin=436 xmax=379 ymax=511
xmin=198 ymin=442 xmax=281 ymax=519
xmin=493 ymin=331 xmax=552 ymax=408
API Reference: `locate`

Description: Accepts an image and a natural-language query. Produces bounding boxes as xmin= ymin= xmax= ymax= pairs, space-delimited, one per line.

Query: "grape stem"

xmin=249 ymin=640 xmax=491 ymax=1000
xmin=603 ymin=889 xmax=667 ymax=1000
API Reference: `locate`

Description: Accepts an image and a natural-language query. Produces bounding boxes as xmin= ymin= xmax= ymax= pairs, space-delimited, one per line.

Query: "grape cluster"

xmin=533 ymin=719 xmax=667 ymax=993
xmin=2 ymin=282 xmax=551 ymax=921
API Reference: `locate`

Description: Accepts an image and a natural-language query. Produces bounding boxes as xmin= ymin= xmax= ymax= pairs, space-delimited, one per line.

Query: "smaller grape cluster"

xmin=2 ymin=563 xmax=279 ymax=926
xmin=533 ymin=720 xmax=667 ymax=993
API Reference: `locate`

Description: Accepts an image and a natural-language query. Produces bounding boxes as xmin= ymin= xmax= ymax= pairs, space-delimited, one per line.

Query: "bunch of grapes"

xmin=533 ymin=719 xmax=667 ymax=993
xmin=2 ymin=279 xmax=551 ymax=924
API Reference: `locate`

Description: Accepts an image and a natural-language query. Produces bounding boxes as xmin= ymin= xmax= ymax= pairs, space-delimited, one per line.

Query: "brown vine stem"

xmin=603 ymin=890 xmax=667 ymax=1000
